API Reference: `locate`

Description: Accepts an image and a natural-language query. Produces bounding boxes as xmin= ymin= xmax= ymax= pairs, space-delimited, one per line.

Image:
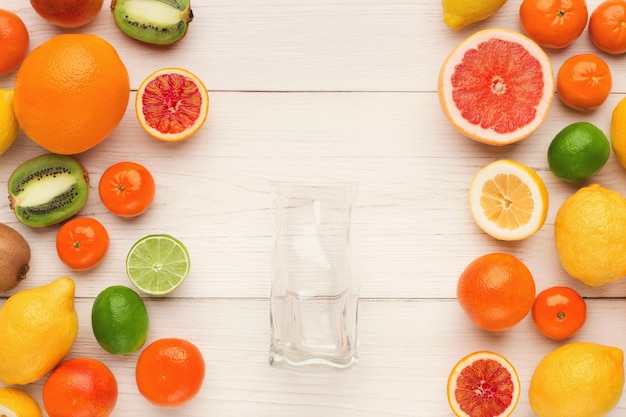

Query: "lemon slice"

xmin=469 ymin=159 xmax=548 ymax=241
xmin=126 ymin=234 xmax=190 ymax=295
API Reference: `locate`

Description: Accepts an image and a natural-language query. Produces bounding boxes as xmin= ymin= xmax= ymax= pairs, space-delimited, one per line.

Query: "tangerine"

xmin=136 ymin=338 xmax=205 ymax=407
xmin=457 ymin=252 xmax=536 ymax=331
xmin=0 ymin=9 xmax=29 ymax=75
xmin=13 ymin=34 xmax=129 ymax=155
xmin=42 ymin=357 xmax=118 ymax=417
xmin=519 ymin=0 xmax=588 ymax=49
xmin=589 ymin=0 xmax=626 ymax=54
xmin=438 ymin=28 xmax=553 ymax=146
xmin=557 ymin=53 xmax=612 ymax=111
xmin=532 ymin=286 xmax=586 ymax=340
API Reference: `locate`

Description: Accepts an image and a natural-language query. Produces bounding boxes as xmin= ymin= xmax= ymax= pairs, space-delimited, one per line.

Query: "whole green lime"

xmin=548 ymin=121 xmax=610 ymax=182
xmin=91 ymin=285 xmax=149 ymax=355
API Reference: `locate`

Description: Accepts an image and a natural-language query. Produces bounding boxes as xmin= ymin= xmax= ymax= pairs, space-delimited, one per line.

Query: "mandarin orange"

xmin=0 ymin=9 xmax=29 ymax=75
xmin=457 ymin=252 xmax=536 ymax=331
xmin=13 ymin=34 xmax=129 ymax=155
xmin=557 ymin=53 xmax=612 ymax=111
xmin=589 ymin=0 xmax=626 ymax=54
xmin=136 ymin=338 xmax=205 ymax=407
xmin=519 ymin=0 xmax=588 ymax=49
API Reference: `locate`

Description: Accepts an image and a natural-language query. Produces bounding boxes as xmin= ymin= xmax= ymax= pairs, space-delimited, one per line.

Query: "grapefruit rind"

xmin=469 ymin=159 xmax=548 ymax=241
xmin=439 ymin=28 xmax=554 ymax=146
xmin=135 ymin=67 xmax=209 ymax=142
xmin=447 ymin=351 xmax=520 ymax=417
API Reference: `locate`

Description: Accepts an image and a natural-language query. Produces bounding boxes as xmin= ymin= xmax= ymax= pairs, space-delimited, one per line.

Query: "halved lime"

xmin=126 ymin=234 xmax=190 ymax=295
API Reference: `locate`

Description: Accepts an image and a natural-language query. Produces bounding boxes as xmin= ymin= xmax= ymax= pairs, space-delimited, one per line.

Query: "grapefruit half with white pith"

xmin=439 ymin=28 xmax=554 ymax=146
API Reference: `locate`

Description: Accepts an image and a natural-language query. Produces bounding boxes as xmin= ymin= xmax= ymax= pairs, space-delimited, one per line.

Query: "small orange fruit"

xmin=13 ymin=34 xmax=130 ymax=155
xmin=136 ymin=68 xmax=209 ymax=142
xmin=0 ymin=9 xmax=29 ymax=75
xmin=447 ymin=351 xmax=520 ymax=417
xmin=532 ymin=286 xmax=586 ymax=340
xmin=589 ymin=0 xmax=626 ymax=54
xmin=519 ymin=0 xmax=588 ymax=49
xmin=457 ymin=252 xmax=536 ymax=331
xmin=136 ymin=338 xmax=205 ymax=407
xmin=557 ymin=53 xmax=612 ymax=111
xmin=42 ymin=357 xmax=118 ymax=417
xmin=439 ymin=28 xmax=553 ymax=146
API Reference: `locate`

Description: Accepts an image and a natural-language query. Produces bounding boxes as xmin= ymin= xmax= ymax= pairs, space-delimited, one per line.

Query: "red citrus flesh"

xmin=447 ymin=351 xmax=519 ymax=417
xmin=439 ymin=29 xmax=553 ymax=146
xmin=136 ymin=68 xmax=209 ymax=142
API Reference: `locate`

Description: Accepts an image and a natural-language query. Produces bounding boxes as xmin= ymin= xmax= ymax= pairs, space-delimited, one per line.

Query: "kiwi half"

xmin=111 ymin=0 xmax=194 ymax=45
xmin=8 ymin=154 xmax=89 ymax=228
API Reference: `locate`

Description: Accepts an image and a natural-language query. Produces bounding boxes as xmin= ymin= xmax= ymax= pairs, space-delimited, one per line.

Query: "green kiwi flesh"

xmin=8 ymin=154 xmax=89 ymax=228
xmin=0 ymin=223 xmax=31 ymax=292
xmin=111 ymin=0 xmax=193 ymax=45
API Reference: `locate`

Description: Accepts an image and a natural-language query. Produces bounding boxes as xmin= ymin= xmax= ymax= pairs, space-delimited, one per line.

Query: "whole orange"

xmin=457 ymin=252 xmax=536 ymax=331
xmin=520 ymin=0 xmax=588 ymax=49
xmin=42 ymin=357 xmax=118 ymax=417
xmin=589 ymin=0 xmax=626 ymax=54
xmin=136 ymin=338 xmax=205 ymax=408
xmin=557 ymin=53 xmax=612 ymax=111
xmin=13 ymin=34 xmax=129 ymax=155
xmin=0 ymin=9 xmax=29 ymax=75
xmin=30 ymin=0 xmax=103 ymax=28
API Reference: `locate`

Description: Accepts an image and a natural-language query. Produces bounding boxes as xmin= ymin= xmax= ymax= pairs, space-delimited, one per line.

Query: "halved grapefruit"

xmin=439 ymin=28 xmax=554 ymax=146
xmin=136 ymin=67 xmax=209 ymax=142
xmin=447 ymin=351 xmax=520 ymax=417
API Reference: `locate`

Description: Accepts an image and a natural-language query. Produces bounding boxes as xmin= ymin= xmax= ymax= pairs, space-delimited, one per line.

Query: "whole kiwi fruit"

xmin=0 ymin=223 xmax=31 ymax=292
xmin=8 ymin=154 xmax=89 ymax=228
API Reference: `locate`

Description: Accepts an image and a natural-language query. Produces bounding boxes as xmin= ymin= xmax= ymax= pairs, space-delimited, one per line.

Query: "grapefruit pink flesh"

xmin=439 ymin=29 xmax=554 ymax=146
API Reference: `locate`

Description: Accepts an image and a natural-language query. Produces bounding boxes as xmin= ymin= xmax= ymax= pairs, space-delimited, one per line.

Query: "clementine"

xmin=42 ymin=357 xmax=118 ymax=417
xmin=589 ymin=0 xmax=626 ymax=54
xmin=13 ymin=34 xmax=129 ymax=155
xmin=136 ymin=338 xmax=205 ymax=407
xmin=557 ymin=53 xmax=612 ymax=111
xmin=532 ymin=286 xmax=586 ymax=340
xmin=0 ymin=9 xmax=29 ymax=75
xmin=457 ymin=252 xmax=536 ymax=331
xmin=520 ymin=0 xmax=588 ymax=49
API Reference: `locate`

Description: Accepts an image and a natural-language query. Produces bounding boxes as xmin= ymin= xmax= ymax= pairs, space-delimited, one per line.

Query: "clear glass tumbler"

xmin=269 ymin=182 xmax=359 ymax=372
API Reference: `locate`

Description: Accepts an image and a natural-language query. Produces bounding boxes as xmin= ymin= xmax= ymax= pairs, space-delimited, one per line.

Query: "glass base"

xmin=269 ymin=348 xmax=358 ymax=372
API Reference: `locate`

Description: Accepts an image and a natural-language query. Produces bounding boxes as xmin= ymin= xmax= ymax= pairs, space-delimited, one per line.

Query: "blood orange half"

xmin=447 ymin=351 xmax=520 ymax=417
xmin=136 ymin=68 xmax=209 ymax=142
xmin=439 ymin=28 xmax=554 ymax=146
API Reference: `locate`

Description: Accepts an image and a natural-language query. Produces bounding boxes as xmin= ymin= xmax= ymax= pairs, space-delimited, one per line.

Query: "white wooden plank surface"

xmin=1 ymin=0 xmax=626 ymax=416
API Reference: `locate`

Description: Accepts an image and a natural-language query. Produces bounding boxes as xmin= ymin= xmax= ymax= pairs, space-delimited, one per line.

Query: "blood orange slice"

xmin=447 ymin=351 xmax=520 ymax=417
xmin=135 ymin=67 xmax=209 ymax=142
xmin=439 ymin=28 xmax=554 ymax=146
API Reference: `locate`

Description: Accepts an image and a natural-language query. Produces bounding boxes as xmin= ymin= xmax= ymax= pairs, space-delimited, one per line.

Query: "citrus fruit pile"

xmin=440 ymin=1 xmax=626 ymax=416
xmin=0 ymin=3 xmax=208 ymax=414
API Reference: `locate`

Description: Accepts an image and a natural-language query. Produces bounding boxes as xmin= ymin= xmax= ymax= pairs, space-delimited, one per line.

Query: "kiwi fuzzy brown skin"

xmin=8 ymin=154 xmax=90 ymax=228
xmin=0 ymin=223 xmax=31 ymax=292
xmin=111 ymin=0 xmax=193 ymax=45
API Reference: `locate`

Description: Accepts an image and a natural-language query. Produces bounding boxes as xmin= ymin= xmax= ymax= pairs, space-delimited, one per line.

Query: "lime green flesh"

xmin=91 ymin=285 xmax=149 ymax=355
xmin=126 ymin=234 xmax=190 ymax=295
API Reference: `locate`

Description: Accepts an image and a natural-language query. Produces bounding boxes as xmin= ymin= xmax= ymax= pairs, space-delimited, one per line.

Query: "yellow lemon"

xmin=529 ymin=342 xmax=624 ymax=417
xmin=555 ymin=184 xmax=626 ymax=286
xmin=0 ymin=89 xmax=18 ymax=155
xmin=442 ymin=0 xmax=508 ymax=30
xmin=610 ymin=96 xmax=626 ymax=169
xmin=469 ymin=159 xmax=549 ymax=241
xmin=0 ymin=277 xmax=78 ymax=385
xmin=0 ymin=387 xmax=43 ymax=417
